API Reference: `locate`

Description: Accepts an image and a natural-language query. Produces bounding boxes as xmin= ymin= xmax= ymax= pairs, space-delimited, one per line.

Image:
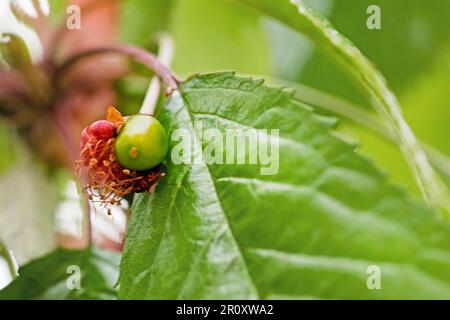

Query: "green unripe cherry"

xmin=115 ymin=114 xmax=168 ymax=171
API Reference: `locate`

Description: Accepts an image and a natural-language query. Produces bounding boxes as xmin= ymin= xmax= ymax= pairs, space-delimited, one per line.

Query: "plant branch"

xmin=140 ymin=33 xmax=176 ymax=115
xmin=79 ymin=184 xmax=93 ymax=248
xmin=0 ymin=240 xmax=18 ymax=280
xmin=236 ymin=0 xmax=450 ymax=216
xmin=56 ymin=44 xmax=179 ymax=90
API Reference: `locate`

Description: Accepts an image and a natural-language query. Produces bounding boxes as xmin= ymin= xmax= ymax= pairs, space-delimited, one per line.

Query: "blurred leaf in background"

xmin=263 ymin=0 xmax=450 ymax=196
xmin=119 ymin=0 xmax=174 ymax=47
xmin=169 ymin=0 xmax=270 ymax=76
xmin=265 ymin=0 xmax=334 ymax=83
xmin=0 ymin=122 xmax=15 ymax=175
xmin=0 ymin=129 xmax=57 ymax=265
xmin=48 ymin=0 xmax=68 ymax=24
xmin=0 ymin=247 xmax=119 ymax=299
xmin=272 ymin=0 xmax=450 ymax=105
xmin=116 ymin=0 xmax=272 ymax=116
xmin=403 ymin=48 xmax=450 ymax=157
xmin=116 ymin=0 xmax=175 ymax=116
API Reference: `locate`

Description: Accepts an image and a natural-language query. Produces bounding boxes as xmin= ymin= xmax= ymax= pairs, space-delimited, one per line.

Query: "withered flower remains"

xmin=76 ymin=106 xmax=166 ymax=209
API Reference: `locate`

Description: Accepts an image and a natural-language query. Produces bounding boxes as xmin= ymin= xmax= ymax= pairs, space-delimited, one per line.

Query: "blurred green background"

xmin=0 ymin=0 xmax=449 ymax=265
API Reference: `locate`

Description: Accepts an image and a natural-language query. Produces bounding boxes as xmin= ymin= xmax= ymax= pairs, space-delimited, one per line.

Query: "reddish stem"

xmin=55 ymin=44 xmax=179 ymax=90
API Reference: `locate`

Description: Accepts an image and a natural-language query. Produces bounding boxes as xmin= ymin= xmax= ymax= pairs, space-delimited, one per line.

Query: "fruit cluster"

xmin=76 ymin=106 xmax=168 ymax=208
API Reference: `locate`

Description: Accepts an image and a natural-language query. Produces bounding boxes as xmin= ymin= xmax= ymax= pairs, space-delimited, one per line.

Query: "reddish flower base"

xmin=76 ymin=107 xmax=165 ymax=209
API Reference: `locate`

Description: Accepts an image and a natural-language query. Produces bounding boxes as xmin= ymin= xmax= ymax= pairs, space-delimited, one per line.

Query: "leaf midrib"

xmin=178 ymin=89 xmax=261 ymax=299
xmin=177 ymin=83 xmax=450 ymax=297
xmin=184 ymin=94 xmax=423 ymax=244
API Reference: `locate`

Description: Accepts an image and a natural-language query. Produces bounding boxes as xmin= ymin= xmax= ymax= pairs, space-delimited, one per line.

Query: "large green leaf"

xmin=0 ymin=247 xmax=120 ymax=300
xmin=119 ymin=73 xmax=450 ymax=299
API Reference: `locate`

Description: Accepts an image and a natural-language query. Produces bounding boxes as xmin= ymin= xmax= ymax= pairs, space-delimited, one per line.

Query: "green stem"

xmin=140 ymin=33 xmax=176 ymax=115
xmin=236 ymin=0 xmax=450 ymax=216
xmin=0 ymin=240 xmax=18 ymax=280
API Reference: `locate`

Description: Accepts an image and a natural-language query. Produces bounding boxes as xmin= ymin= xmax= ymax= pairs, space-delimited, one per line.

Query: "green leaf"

xmin=119 ymin=73 xmax=450 ymax=299
xmin=0 ymin=247 xmax=120 ymax=300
